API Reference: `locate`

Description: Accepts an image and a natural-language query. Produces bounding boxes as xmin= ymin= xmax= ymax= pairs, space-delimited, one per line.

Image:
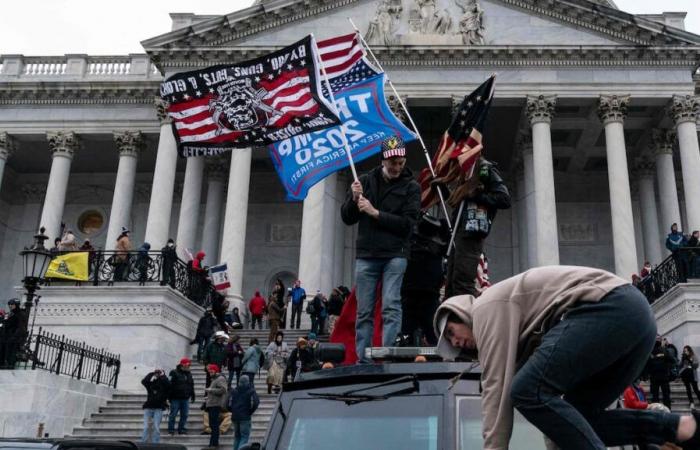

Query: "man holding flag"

xmin=419 ymin=75 xmax=511 ymax=297
xmin=340 ymin=136 xmax=421 ymax=363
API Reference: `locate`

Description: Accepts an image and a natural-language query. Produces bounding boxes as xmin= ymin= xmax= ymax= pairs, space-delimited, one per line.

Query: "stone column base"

xmin=30 ymin=285 xmax=203 ymax=392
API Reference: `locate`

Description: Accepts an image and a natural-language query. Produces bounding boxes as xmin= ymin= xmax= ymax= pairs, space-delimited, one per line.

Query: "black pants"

xmin=682 ymin=377 xmax=700 ymax=404
xmin=510 ymin=285 xmax=680 ymax=449
xmin=650 ymin=379 xmax=671 ymax=409
xmin=207 ymin=407 xmax=220 ymax=446
xmin=401 ymin=292 xmax=440 ymax=346
xmin=251 ymin=315 xmax=263 ymax=330
xmin=114 ymin=260 xmax=129 ymax=281
xmin=290 ymin=303 xmax=303 ymax=329
xmin=445 ymin=232 xmax=483 ymax=298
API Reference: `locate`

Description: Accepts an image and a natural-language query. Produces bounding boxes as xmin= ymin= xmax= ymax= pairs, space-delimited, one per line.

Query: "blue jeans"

xmin=510 ymin=284 xmax=680 ymax=449
xmin=355 ymin=257 xmax=407 ymax=363
xmin=167 ymin=399 xmax=189 ymax=434
xmin=141 ymin=408 xmax=163 ymax=443
xmin=233 ymin=420 xmax=252 ymax=450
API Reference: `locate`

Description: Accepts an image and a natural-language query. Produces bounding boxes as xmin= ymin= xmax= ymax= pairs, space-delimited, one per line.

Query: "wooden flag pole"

xmin=311 ymin=33 xmax=359 ymax=183
xmin=348 ymin=18 xmax=452 ymax=229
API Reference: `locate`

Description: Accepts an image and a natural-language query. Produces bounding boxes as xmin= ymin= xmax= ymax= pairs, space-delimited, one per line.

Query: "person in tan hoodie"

xmin=114 ymin=227 xmax=132 ymax=281
xmin=433 ymin=265 xmax=700 ymax=450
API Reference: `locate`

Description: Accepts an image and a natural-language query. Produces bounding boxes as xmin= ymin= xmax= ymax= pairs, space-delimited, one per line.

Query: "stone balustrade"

xmin=0 ymin=54 xmax=161 ymax=80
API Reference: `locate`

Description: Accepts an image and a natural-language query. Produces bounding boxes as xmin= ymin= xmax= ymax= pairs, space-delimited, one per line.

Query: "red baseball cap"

xmin=180 ymin=358 xmax=191 ymax=365
xmin=206 ymin=364 xmax=220 ymax=373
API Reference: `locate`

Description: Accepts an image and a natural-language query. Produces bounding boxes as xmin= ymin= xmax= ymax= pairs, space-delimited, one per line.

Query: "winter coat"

xmin=141 ymin=372 xmax=170 ymax=410
xmin=241 ymin=345 xmax=262 ymax=373
xmin=666 ymin=230 xmax=687 ymax=252
xmin=341 ymin=166 xmax=421 ymax=259
xmin=327 ymin=293 xmax=344 ymax=316
xmin=623 ymin=385 xmax=648 ymax=410
xmin=647 ymin=343 xmax=675 ymax=382
xmin=227 ymin=375 xmax=260 ymax=421
xmin=2 ymin=308 xmax=27 ymax=341
xmin=455 ymin=159 xmax=511 ymax=238
xmin=59 ymin=232 xmax=78 ymax=251
xmin=115 ymin=234 xmax=131 ymax=262
xmin=286 ymin=347 xmax=318 ymax=379
xmin=681 ymin=353 xmax=699 ymax=383
xmin=290 ymin=287 xmax=306 ymax=305
xmin=267 ymin=297 xmax=283 ymax=321
xmin=249 ymin=293 xmax=266 ymax=316
xmin=192 ymin=251 xmax=206 ymax=273
xmin=161 ymin=244 xmax=177 ymax=263
xmin=205 ymin=373 xmax=228 ymax=409
xmin=168 ymin=365 xmax=195 ymax=401
xmin=196 ymin=314 xmax=217 ymax=340
xmin=203 ymin=341 xmax=228 ymax=367
xmin=225 ymin=342 xmax=245 ymax=371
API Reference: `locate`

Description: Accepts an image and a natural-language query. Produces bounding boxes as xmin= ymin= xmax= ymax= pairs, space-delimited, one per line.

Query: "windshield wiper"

xmin=309 ymin=375 xmax=420 ymax=405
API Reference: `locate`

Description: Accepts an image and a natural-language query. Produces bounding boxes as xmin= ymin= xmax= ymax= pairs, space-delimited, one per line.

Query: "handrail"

xmin=639 ymin=247 xmax=699 ymax=304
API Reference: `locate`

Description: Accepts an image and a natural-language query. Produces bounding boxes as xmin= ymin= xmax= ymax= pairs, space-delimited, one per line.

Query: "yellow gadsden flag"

xmin=45 ymin=252 xmax=89 ymax=281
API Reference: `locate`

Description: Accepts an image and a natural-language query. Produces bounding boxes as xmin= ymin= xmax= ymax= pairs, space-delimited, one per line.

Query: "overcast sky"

xmin=0 ymin=0 xmax=698 ymax=55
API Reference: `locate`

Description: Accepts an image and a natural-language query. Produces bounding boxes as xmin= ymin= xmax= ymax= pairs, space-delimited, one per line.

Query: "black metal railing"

xmin=639 ymin=248 xmax=700 ymax=304
xmin=18 ymin=327 xmax=121 ymax=388
xmin=45 ymin=250 xmax=217 ymax=308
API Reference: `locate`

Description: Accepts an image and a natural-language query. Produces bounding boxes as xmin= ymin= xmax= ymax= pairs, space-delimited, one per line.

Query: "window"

xmin=458 ymin=396 xmax=543 ymax=449
xmin=77 ymin=210 xmax=104 ymax=235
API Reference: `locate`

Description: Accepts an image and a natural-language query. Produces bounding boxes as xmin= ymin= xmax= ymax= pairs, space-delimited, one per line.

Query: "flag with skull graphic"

xmin=160 ymin=35 xmax=341 ymax=157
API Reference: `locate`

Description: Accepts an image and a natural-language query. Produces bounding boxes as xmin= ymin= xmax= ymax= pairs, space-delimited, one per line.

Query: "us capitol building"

xmin=0 ymin=0 xmax=699 ymax=389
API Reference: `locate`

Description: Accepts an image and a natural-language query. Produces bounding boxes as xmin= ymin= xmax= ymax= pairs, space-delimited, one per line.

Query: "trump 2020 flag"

xmin=160 ymin=35 xmax=340 ymax=157
xmin=269 ymin=73 xmax=416 ymax=200
xmin=209 ymin=264 xmax=231 ymax=291
xmin=45 ymin=252 xmax=89 ymax=281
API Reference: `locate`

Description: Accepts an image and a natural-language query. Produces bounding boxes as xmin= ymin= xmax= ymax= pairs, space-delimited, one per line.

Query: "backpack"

xmin=258 ymin=348 xmax=265 ymax=369
xmin=305 ymin=302 xmax=316 ymax=315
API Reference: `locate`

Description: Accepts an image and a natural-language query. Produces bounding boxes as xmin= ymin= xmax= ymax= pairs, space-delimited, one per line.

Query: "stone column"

xmin=526 ymin=95 xmax=559 ymax=266
xmin=0 ymin=133 xmax=15 ymax=194
xmin=598 ymin=94 xmax=638 ymax=278
xmin=519 ymin=135 xmax=538 ymax=269
xmin=200 ymin=155 xmax=228 ymax=265
xmin=144 ymin=98 xmax=178 ymax=249
xmin=669 ymin=95 xmax=700 ymax=232
xmin=514 ymin=159 xmax=528 ymax=272
xmin=175 ymin=156 xmax=205 ymax=259
xmin=652 ymin=129 xmax=682 ymax=238
xmin=105 ymin=131 xmax=143 ymax=249
xmin=634 ymin=156 xmax=663 ymax=265
xmin=219 ymin=148 xmax=252 ymax=316
xmin=40 ymin=131 xmax=79 ymax=243
xmin=298 ymin=174 xmax=338 ymax=297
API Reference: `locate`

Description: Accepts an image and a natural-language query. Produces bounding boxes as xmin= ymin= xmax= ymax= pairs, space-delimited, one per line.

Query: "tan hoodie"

xmin=434 ymin=265 xmax=627 ymax=450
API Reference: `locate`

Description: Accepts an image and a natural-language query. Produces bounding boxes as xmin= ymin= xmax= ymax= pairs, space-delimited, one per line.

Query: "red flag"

xmin=329 ymin=286 xmax=383 ymax=365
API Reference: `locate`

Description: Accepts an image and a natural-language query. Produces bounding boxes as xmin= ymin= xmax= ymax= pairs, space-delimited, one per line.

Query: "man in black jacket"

xmin=141 ymin=369 xmax=170 ymax=443
xmin=160 ymin=238 xmax=177 ymax=288
xmin=168 ymin=357 xmax=195 ymax=436
xmin=341 ymin=136 xmax=421 ymax=363
xmin=194 ymin=309 xmax=217 ymax=363
xmin=0 ymin=299 xmax=27 ymax=369
xmin=445 ymin=157 xmax=510 ymax=297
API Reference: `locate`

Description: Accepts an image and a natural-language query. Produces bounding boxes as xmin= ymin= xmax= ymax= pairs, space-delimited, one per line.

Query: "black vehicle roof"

xmin=287 ymin=361 xmax=481 ymax=391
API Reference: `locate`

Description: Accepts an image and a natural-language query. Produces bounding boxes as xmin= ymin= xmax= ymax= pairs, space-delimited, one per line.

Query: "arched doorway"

xmin=265 ymin=269 xmax=297 ymax=298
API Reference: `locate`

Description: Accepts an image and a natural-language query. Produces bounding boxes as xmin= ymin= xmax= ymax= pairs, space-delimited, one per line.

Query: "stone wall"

xmin=0 ymin=370 xmax=115 ymax=438
xmin=32 ymin=285 xmax=203 ymax=391
xmin=652 ymin=283 xmax=700 ymax=348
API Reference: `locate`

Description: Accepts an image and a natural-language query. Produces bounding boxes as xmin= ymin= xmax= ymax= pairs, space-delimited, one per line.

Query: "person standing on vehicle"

xmin=168 ymin=358 xmax=195 ymax=436
xmin=433 ymin=265 xmax=700 ymax=449
xmin=141 ymin=368 xmax=170 ymax=444
xmin=228 ymin=374 xmax=260 ymax=450
xmin=340 ymin=136 xmax=421 ymax=363
xmin=204 ymin=364 xmax=227 ymax=450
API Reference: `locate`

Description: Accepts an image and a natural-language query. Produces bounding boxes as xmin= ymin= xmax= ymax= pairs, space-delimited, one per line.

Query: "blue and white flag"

xmin=269 ymin=73 xmax=416 ymax=201
xmin=209 ymin=263 xmax=231 ymax=291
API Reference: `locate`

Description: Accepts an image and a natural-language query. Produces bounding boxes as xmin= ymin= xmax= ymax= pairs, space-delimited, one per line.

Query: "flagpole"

xmin=311 ymin=34 xmax=359 ymax=183
xmin=348 ymin=18 xmax=452 ymax=229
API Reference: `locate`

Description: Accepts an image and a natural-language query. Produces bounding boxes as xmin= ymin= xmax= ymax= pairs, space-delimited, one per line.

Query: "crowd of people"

xmin=139 ymin=328 xmax=329 ymax=450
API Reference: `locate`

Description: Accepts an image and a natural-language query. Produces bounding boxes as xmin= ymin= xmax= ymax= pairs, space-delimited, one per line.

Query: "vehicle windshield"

xmin=458 ymin=397 xmax=544 ymax=449
xmin=278 ymin=396 xmax=441 ymax=450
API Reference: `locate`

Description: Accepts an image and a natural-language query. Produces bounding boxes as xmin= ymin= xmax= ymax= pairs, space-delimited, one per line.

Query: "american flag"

xmin=317 ymin=32 xmax=379 ymax=95
xmin=257 ymin=67 xmax=320 ymax=128
xmin=418 ymin=75 xmax=495 ymax=209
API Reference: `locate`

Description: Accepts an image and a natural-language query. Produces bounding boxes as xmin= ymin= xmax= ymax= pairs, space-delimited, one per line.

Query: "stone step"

xmin=73 ymin=422 xmax=269 ymax=433
xmin=89 ymin=409 xmax=275 ymax=421
xmin=84 ymin=415 xmax=272 ymax=425
xmin=97 ymin=405 xmax=276 ymax=415
xmin=68 ymin=433 xmax=266 ymax=446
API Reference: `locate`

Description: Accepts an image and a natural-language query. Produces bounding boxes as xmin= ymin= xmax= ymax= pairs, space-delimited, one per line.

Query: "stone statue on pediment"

xmin=456 ymin=0 xmax=485 ymax=44
xmin=366 ymin=0 xmax=403 ymax=45
xmin=407 ymin=0 xmax=453 ymax=35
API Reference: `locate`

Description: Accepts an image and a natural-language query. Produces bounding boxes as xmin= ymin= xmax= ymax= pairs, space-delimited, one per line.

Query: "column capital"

xmin=205 ymin=155 xmax=229 ymax=182
xmin=0 ymin=132 xmax=16 ymax=160
xmin=668 ymin=94 xmax=700 ymax=125
xmin=597 ymin=94 xmax=630 ymax=125
xmin=154 ymin=97 xmax=172 ymax=125
xmin=633 ymin=154 xmax=655 ymax=178
xmin=387 ymin=94 xmax=408 ymax=123
xmin=651 ymin=128 xmax=676 ymax=156
xmin=113 ymin=131 xmax=144 ymax=157
xmin=46 ymin=131 xmax=79 ymax=158
xmin=526 ymin=95 xmax=557 ymax=125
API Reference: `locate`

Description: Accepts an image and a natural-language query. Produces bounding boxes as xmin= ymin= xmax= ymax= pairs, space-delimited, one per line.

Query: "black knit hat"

xmin=381 ymin=136 xmax=406 ymax=160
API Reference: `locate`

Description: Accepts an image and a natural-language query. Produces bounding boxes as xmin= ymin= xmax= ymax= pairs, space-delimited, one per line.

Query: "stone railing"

xmin=0 ymin=54 xmax=162 ymax=80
